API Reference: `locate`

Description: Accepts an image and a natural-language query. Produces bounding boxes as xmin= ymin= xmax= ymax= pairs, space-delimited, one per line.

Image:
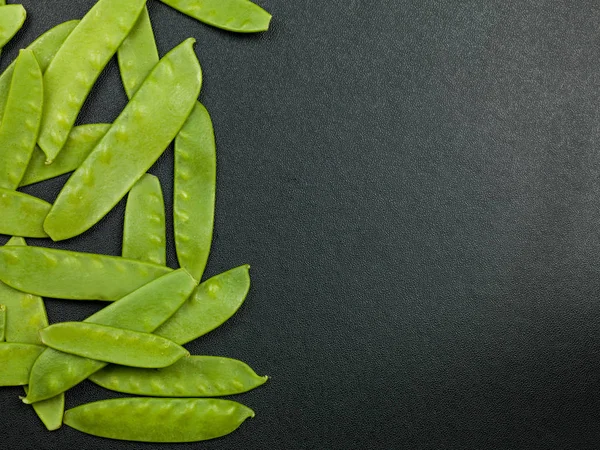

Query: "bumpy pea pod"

xmin=123 ymin=174 xmax=166 ymax=265
xmin=90 ymin=356 xmax=267 ymax=397
xmin=0 ymin=343 xmax=44 ymax=386
xmin=0 ymin=189 xmax=50 ymax=238
xmin=37 ymin=0 xmax=147 ymax=163
xmin=23 ymin=269 xmax=196 ymax=404
xmin=159 ymin=0 xmax=271 ymax=33
xmin=44 ymin=38 xmax=202 ymax=241
xmin=155 ymin=265 xmax=250 ymax=344
xmin=0 ymin=5 xmax=26 ymax=48
xmin=0 ymin=49 xmax=43 ymax=190
xmin=20 ymin=124 xmax=110 ymax=187
xmin=64 ymin=398 xmax=255 ymax=442
xmin=0 ymin=246 xmax=172 ymax=300
xmin=0 ymin=20 xmax=78 ymax=124
xmin=174 ymin=103 xmax=215 ymax=281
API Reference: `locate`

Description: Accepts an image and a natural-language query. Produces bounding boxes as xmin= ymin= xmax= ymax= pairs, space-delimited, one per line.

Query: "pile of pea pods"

xmin=0 ymin=0 xmax=271 ymax=443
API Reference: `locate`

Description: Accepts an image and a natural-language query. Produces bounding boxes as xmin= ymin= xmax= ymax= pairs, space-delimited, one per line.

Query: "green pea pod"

xmin=0 ymin=189 xmax=50 ymax=238
xmin=0 ymin=343 xmax=44 ymax=386
xmin=0 ymin=0 xmax=5 ymax=60
xmin=0 ymin=5 xmax=26 ymax=48
xmin=20 ymin=124 xmax=110 ymax=187
xmin=90 ymin=355 xmax=268 ymax=397
xmin=37 ymin=0 xmax=147 ymax=163
xmin=0 ymin=49 xmax=43 ymax=190
xmin=159 ymin=0 xmax=271 ymax=33
xmin=123 ymin=174 xmax=166 ymax=265
xmin=23 ymin=269 xmax=196 ymax=404
xmin=64 ymin=398 xmax=255 ymax=442
xmin=155 ymin=265 xmax=250 ymax=345
xmin=23 ymin=386 xmax=64 ymax=432
xmin=0 ymin=305 xmax=5 ymax=342
xmin=44 ymin=38 xmax=202 ymax=241
xmin=0 ymin=246 xmax=172 ymax=300
xmin=174 ymin=103 xmax=215 ymax=282
xmin=0 ymin=20 xmax=79 ymax=125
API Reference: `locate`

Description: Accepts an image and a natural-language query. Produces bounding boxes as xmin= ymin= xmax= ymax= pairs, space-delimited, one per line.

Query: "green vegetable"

xmin=23 ymin=386 xmax=64 ymax=432
xmin=0 ymin=4 xmax=26 ymax=48
xmin=0 ymin=343 xmax=44 ymax=386
xmin=0 ymin=189 xmax=51 ymax=238
xmin=0 ymin=305 xmax=5 ymax=342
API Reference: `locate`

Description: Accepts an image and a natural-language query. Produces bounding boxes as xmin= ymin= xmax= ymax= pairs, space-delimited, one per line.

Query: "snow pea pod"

xmin=41 ymin=322 xmax=189 ymax=368
xmin=159 ymin=0 xmax=271 ymax=33
xmin=63 ymin=398 xmax=255 ymax=442
xmin=0 ymin=343 xmax=44 ymax=386
xmin=155 ymin=265 xmax=250 ymax=344
xmin=23 ymin=386 xmax=64 ymax=431
xmin=0 ymin=20 xmax=78 ymax=125
xmin=0 ymin=0 xmax=6 ymax=60
xmin=90 ymin=356 xmax=268 ymax=397
xmin=0 ymin=305 xmax=5 ymax=341
xmin=0 ymin=189 xmax=50 ymax=238
xmin=37 ymin=0 xmax=147 ymax=163
xmin=0 ymin=49 xmax=43 ymax=190
xmin=0 ymin=246 xmax=172 ymax=300
xmin=123 ymin=174 xmax=166 ymax=265
xmin=44 ymin=38 xmax=202 ymax=240
xmin=23 ymin=269 xmax=196 ymax=404
xmin=20 ymin=124 xmax=110 ymax=187
xmin=0 ymin=5 xmax=26 ymax=48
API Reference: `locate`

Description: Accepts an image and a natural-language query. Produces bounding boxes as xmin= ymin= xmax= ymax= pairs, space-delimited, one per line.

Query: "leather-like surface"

xmin=2 ymin=1 xmax=600 ymax=448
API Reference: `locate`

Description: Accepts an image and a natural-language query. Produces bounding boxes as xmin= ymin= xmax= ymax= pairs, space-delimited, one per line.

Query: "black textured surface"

xmin=3 ymin=0 xmax=600 ymax=449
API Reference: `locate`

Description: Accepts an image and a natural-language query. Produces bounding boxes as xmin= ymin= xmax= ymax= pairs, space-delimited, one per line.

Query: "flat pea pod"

xmin=0 ymin=49 xmax=43 ymax=189
xmin=0 ymin=20 xmax=79 ymax=125
xmin=44 ymin=38 xmax=202 ymax=241
xmin=0 ymin=304 xmax=5 ymax=341
xmin=174 ymin=103 xmax=215 ymax=281
xmin=0 ymin=5 xmax=26 ymax=48
xmin=0 ymin=246 xmax=172 ymax=300
xmin=0 ymin=343 xmax=44 ymax=386
xmin=118 ymin=6 xmax=159 ymax=98
xmin=23 ymin=386 xmax=64 ymax=431
xmin=90 ymin=356 xmax=268 ymax=397
xmin=23 ymin=269 xmax=196 ymax=404
xmin=155 ymin=265 xmax=250 ymax=344
xmin=123 ymin=174 xmax=166 ymax=265
xmin=37 ymin=0 xmax=147 ymax=163
xmin=0 ymin=188 xmax=50 ymax=238
xmin=63 ymin=398 xmax=255 ymax=442
xmin=20 ymin=124 xmax=110 ymax=187
xmin=0 ymin=0 xmax=5 ymax=59
xmin=159 ymin=0 xmax=271 ymax=33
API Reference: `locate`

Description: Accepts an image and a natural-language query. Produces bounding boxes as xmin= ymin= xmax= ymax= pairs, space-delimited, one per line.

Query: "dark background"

xmin=2 ymin=0 xmax=600 ymax=448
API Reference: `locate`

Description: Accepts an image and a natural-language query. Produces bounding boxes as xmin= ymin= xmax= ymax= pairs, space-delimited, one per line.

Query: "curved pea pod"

xmin=64 ymin=398 xmax=255 ymax=442
xmin=37 ymin=0 xmax=147 ymax=163
xmin=123 ymin=174 xmax=166 ymax=265
xmin=23 ymin=269 xmax=197 ymax=404
xmin=0 ymin=189 xmax=50 ymax=238
xmin=0 ymin=20 xmax=79 ymax=125
xmin=23 ymin=386 xmax=65 ymax=431
xmin=20 ymin=124 xmax=110 ymax=187
xmin=159 ymin=0 xmax=271 ymax=33
xmin=174 ymin=103 xmax=215 ymax=281
xmin=0 ymin=5 xmax=26 ymax=48
xmin=0 ymin=49 xmax=43 ymax=190
xmin=0 ymin=343 xmax=44 ymax=386
xmin=44 ymin=38 xmax=202 ymax=241
xmin=90 ymin=356 xmax=268 ymax=397
xmin=40 ymin=322 xmax=189 ymax=368
xmin=155 ymin=265 xmax=250 ymax=345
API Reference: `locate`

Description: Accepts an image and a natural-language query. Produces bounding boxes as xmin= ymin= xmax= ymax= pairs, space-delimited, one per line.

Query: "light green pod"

xmin=0 ymin=5 xmax=26 ymax=48
xmin=0 ymin=246 xmax=172 ymax=300
xmin=0 ymin=188 xmax=50 ymax=238
xmin=0 ymin=343 xmax=44 ymax=386
xmin=0 ymin=305 xmax=5 ymax=341
xmin=44 ymin=38 xmax=202 ymax=241
xmin=174 ymin=103 xmax=215 ymax=282
xmin=0 ymin=0 xmax=5 ymax=60
xmin=23 ymin=386 xmax=64 ymax=431
xmin=155 ymin=265 xmax=250 ymax=345
xmin=20 ymin=124 xmax=110 ymax=187
xmin=0 ymin=20 xmax=79 ymax=125
xmin=64 ymin=398 xmax=255 ymax=442
xmin=23 ymin=269 xmax=197 ymax=404
xmin=37 ymin=0 xmax=147 ymax=163
xmin=123 ymin=174 xmax=166 ymax=265
xmin=90 ymin=356 xmax=268 ymax=397
xmin=0 ymin=49 xmax=43 ymax=190
xmin=118 ymin=6 xmax=159 ymax=98
xmin=159 ymin=0 xmax=271 ymax=33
